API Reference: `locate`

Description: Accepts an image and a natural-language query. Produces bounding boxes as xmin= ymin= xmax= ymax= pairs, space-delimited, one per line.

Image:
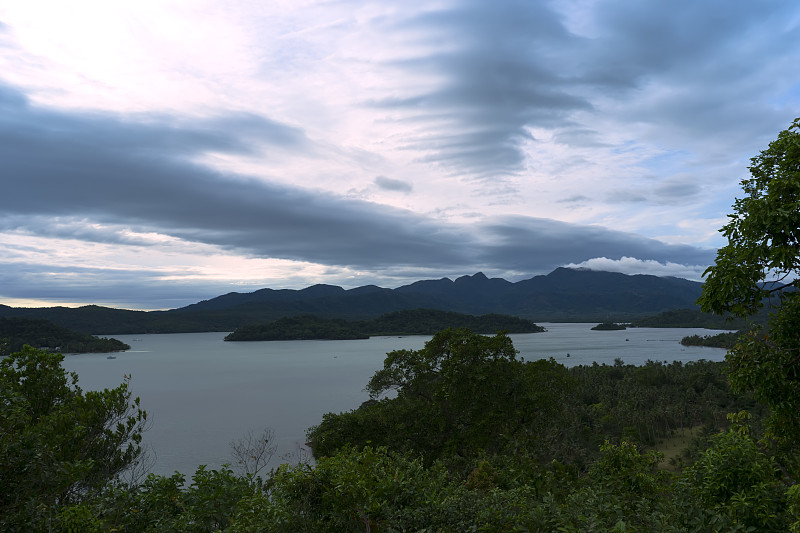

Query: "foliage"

xmin=680 ymin=331 xmax=743 ymax=349
xmin=698 ymin=117 xmax=800 ymax=471
xmin=309 ymin=330 xmax=754 ymax=478
xmin=310 ymin=329 xmax=577 ymax=467
xmin=0 ymin=346 xmax=147 ymax=531
xmin=675 ymin=413 xmax=791 ymax=531
xmin=0 ymin=317 xmax=129 ymax=354
xmin=630 ymin=309 xmax=766 ymax=330
xmin=83 ymin=466 xmax=274 ymax=532
xmin=630 ymin=308 xmax=754 ymax=329
xmin=549 ymin=441 xmax=678 ymax=532
xmin=269 ymin=445 xmax=456 ymax=532
xmin=699 ymin=117 xmax=800 ymax=319
xmin=8 ymin=325 xmax=800 ymax=531
xmin=726 ymin=308 xmax=800 ymax=473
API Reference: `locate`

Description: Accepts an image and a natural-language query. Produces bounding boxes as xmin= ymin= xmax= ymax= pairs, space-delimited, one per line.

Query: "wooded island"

xmin=224 ymin=309 xmax=545 ymax=341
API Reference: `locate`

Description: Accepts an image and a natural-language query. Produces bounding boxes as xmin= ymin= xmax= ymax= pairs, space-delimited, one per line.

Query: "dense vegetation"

xmin=698 ymin=116 xmax=800 ymax=470
xmin=0 ymin=317 xmax=130 ymax=354
xmin=0 ymin=347 xmax=147 ymax=531
xmin=225 ymin=309 xmax=544 ymax=341
xmin=680 ymin=331 xmax=743 ymax=349
xmin=225 ymin=315 xmax=368 ymax=341
xmin=2 ymin=334 xmax=796 ymax=532
xmin=307 ymin=329 xmax=756 ymax=468
xmin=629 ymin=308 xmax=752 ymax=329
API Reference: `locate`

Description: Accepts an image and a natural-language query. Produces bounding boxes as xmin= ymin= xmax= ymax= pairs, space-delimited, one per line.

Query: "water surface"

xmin=61 ymin=324 xmax=728 ymax=476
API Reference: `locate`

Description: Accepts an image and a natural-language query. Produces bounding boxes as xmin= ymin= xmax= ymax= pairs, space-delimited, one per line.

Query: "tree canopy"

xmin=698 ymin=117 xmax=800 ymax=476
xmin=0 ymin=347 xmax=147 ymax=531
xmin=699 ymin=117 xmax=800 ymax=318
xmin=0 ymin=317 xmax=130 ymax=354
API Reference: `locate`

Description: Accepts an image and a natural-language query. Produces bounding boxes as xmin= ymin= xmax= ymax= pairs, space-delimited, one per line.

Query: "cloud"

xmin=563 ymin=256 xmax=709 ymax=281
xmin=4 ymin=0 xmax=796 ymax=310
xmin=583 ymin=0 xmax=800 ymax=146
xmin=368 ymin=0 xmax=590 ymax=178
xmin=374 ymin=175 xmax=413 ymax=193
xmin=0 ymin=80 xmax=714 ymax=299
xmin=476 ymin=216 xmax=713 ymax=273
xmin=362 ymin=0 xmax=799 ymax=187
xmin=0 ymin=260 xmax=239 ymax=310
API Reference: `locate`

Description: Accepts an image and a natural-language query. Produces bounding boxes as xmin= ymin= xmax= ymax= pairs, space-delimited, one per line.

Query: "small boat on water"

xmin=107 ymin=355 xmax=116 ymax=359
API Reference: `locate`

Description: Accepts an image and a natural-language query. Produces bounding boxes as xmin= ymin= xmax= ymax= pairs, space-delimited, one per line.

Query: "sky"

xmin=1 ymin=1 xmax=799 ymax=310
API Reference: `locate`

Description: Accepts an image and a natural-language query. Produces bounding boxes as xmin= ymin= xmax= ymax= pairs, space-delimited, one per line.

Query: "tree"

xmin=0 ymin=346 xmax=147 ymax=530
xmin=308 ymin=329 xmax=578 ymax=466
xmin=676 ymin=413 xmax=791 ymax=531
xmin=698 ymin=117 xmax=800 ymax=473
xmin=229 ymin=427 xmax=277 ymax=477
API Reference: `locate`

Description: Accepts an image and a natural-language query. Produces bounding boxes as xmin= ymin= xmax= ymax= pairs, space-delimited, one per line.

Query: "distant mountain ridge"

xmin=0 ymin=268 xmax=704 ymax=334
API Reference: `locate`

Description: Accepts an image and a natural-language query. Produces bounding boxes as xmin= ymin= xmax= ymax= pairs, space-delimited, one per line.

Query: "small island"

xmin=225 ymin=309 xmax=546 ymax=341
xmin=225 ymin=315 xmax=368 ymax=341
xmin=629 ymin=308 xmax=753 ymax=329
xmin=680 ymin=331 xmax=742 ymax=349
xmin=0 ymin=317 xmax=130 ymax=355
xmin=591 ymin=322 xmax=627 ymax=331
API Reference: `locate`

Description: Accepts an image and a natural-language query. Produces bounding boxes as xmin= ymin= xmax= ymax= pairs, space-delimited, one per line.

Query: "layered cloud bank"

xmin=0 ymin=1 xmax=797 ymax=308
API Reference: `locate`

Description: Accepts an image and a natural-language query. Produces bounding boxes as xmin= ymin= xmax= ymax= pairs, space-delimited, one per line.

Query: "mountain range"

xmin=0 ymin=268 xmax=704 ymax=334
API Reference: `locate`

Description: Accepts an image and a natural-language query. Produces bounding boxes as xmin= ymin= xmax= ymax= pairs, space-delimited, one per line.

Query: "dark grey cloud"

xmin=0 ymin=81 xmax=470 ymax=269
xmin=654 ymin=179 xmax=702 ymax=202
xmin=0 ymin=215 xmax=164 ymax=247
xmin=374 ymin=175 xmax=413 ymax=193
xmin=369 ymin=0 xmax=799 ymax=177
xmin=603 ymin=190 xmax=648 ymax=204
xmin=557 ymin=195 xmax=590 ymax=204
xmin=476 ymin=216 xmax=713 ymax=273
xmin=0 ymin=80 xmax=714 ymax=307
xmin=371 ymin=0 xmax=589 ymax=178
xmin=585 ymin=0 xmax=800 ymax=144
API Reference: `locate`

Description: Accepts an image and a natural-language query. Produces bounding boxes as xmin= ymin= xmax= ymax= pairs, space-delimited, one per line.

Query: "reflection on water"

xmin=61 ymin=324 xmax=727 ymax=476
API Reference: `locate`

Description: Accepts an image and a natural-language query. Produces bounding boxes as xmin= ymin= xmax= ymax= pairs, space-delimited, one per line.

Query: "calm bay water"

xmin=61 ymin=324 xmax=728 ymax=476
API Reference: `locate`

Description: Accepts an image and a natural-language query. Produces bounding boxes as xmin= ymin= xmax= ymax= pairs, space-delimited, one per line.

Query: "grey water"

xmin=60 ymin=324 xmax=729 ymax=477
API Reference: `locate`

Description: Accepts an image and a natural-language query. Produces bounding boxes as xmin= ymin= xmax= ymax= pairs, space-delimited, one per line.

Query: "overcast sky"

xmin=1 ymin=1 xmax=799 ymax=310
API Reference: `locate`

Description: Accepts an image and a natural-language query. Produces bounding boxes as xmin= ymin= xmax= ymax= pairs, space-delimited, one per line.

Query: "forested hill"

xmin=0 ymin=318 xmax=129 ymax=354
xmin=0 ymin=268 xmax=704 ymax=334
xmin=224 ymin=309 xmax=545 ymax=341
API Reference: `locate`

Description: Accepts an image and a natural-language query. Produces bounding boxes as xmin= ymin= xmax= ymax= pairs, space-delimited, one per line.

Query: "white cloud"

xmin=563 ymin=256 xmax=708 ymax=281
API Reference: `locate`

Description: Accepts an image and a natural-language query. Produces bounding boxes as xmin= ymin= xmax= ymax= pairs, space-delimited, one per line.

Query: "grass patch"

xmin=650 ymin=426 xmax=703 ymax=472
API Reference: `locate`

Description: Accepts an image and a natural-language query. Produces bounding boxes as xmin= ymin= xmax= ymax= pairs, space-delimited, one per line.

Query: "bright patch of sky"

xmin=0 ymin=1 xmax=798 ymax=309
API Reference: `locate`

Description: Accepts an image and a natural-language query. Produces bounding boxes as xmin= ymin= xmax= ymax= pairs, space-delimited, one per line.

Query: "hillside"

xmin=0 ymin=317 xmax=130 ymax=354
xmin=224 ymin=309 xmax=545 ymax=341
xmin=0 ymin=268 xmax=706 ymax=334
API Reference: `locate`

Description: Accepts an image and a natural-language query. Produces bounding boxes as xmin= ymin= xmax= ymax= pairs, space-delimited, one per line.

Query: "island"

xmin=224 ymin=315 xmax=368 ymax=341
xmin=591 ymin=322 xmax=627 ymax=331
xmin=225 ymin=309 xmax=546 ymax=341
xmin=0 ymin=317 xmax=130 ymax=354
xmin=680 ymin=331 xmax=742 ymax=349
xmin=629 ymin=308 xmax=753 ymax=329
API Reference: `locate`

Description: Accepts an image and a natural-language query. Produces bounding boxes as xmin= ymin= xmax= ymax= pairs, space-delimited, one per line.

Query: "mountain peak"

xmin=455 ymin=272 xmax=488 ymax=284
